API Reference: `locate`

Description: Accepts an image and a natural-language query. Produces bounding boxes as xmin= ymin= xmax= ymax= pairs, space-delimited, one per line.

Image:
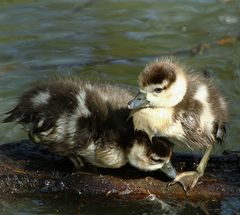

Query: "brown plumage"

xmin=3 ymin=77 xmax=175 ymax=178
xmin=139 ymin=60 xmax=176 ymax=88
xmin=128 ymin=130 xmax=175 ymax=178
xmin=128 ymin=57 xmax=228 ymax=192
xmin=4 ymin=78 xmax=132 ymax=168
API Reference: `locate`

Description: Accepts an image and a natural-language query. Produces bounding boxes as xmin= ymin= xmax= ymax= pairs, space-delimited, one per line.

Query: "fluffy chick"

xmin=3 ymin=77 xmax=175 ymax=178
xmin=128 ymin=57 xmax=228 ymax=192
xmin=4 ymin=78 xmax=131 ymax=169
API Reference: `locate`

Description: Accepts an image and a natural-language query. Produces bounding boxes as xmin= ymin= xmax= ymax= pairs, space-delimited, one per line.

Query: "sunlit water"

xmin=0 ymin=0 xmax=239 ymax=214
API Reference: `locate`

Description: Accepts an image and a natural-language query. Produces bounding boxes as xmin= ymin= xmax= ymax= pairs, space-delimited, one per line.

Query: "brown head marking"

xmin=138 ymin=60 xmax=177 ymax=87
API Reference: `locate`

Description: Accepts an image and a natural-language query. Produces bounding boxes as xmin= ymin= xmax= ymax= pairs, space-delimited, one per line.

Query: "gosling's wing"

xmin=178 ymin=110 xmax=210 ymax=149
xmin=180 ymin=111 xmax=200 ymax=131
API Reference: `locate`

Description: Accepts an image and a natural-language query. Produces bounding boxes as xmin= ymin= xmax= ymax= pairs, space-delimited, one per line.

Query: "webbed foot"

xmin=167 ymin=171 xmax=202 ymax=193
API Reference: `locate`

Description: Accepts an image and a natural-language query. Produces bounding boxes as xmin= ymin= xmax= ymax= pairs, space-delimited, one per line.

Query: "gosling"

xmin=128 ymin=57 xmax=228 ymax=192
xmin=3 ymin=77 xmax=175 ymax=178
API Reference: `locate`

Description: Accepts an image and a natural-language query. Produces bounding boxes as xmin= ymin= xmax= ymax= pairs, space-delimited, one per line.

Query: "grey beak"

xmin=160 ymin=161 xmax=176 ymax=179
xmin=128 ymin=92 xmax=149 ymax=110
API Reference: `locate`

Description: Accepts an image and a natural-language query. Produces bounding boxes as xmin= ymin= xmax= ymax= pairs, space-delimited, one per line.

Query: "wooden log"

xmin=0 ymin=139 xmax=239 ymax=204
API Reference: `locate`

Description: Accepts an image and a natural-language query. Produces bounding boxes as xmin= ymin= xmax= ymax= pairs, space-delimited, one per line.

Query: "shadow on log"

xmin=0 ymin=139 xmax=239 ymax=205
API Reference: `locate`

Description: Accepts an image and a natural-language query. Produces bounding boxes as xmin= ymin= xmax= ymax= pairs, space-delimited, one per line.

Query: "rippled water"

xmin=0 ymin=0 xmax=239 ymax=214
xmin=1 ymin=194 xmax=240 ymax=215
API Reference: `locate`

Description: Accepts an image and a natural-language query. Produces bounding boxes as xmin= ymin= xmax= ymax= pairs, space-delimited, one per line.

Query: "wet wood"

xmin=0 ymin=140 xmax=239 ymax=203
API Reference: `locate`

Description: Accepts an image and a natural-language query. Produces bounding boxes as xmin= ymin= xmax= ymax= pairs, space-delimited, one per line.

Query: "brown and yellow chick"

xmin=128 ymin=57 xmax=228 ymax=193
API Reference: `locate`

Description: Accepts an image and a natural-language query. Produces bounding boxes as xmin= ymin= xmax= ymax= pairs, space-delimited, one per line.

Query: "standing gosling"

xmin=128 ymin=57 xmax=228 ymax=192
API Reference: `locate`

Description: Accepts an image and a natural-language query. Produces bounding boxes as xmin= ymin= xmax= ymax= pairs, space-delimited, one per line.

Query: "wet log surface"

xmin=0 ymin=140 xmax=239 ymax=205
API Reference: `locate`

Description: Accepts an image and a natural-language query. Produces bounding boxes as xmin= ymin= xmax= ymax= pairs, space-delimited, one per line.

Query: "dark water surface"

xmin=0 ymin=0 xmax=239 ymax=214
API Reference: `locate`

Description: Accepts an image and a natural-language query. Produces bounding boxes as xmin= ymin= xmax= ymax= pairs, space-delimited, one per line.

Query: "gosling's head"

xmin=128 ymin=131 xmax=176 ymax=179
xmin=128 ymin=57 xmax=187 ymax=109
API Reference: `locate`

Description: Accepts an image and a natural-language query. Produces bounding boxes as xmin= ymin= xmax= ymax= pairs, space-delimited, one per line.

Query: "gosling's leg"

xmin=69 ymin=155 xmax=85 ymax=169
xmin=168 ymin=144 xmax=213 ymax=193
xmin=69 ymin=155 xmax=99 ymax=173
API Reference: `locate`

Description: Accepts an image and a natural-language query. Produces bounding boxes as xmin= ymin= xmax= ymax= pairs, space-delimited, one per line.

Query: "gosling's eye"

xmin=154 ymin=88 xmax=163 ymax=93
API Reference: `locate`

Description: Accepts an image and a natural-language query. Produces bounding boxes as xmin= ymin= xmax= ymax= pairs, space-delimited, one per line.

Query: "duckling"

xmin=3 ymin=78 xmax=131 ymax=169
xmin=128 ymin=57 xmax=228 ymax=192
xmin=3 ymin=77 xmax=176 ymax=178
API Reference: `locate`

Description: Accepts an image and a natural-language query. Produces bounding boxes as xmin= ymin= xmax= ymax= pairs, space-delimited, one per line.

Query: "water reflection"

xmin=2 ymin=194 xmax=235 ymax=215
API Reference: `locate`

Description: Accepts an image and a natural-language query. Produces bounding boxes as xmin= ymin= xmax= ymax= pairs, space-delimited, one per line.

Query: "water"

xmin=0 ymin=0 xmax=239 ymax=214
xmin=1 ymin=194 xmax=239 ymax=215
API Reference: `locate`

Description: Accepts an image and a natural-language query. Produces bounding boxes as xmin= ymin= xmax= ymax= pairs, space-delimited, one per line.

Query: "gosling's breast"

xmin=131 ymin=107 xmax=183 ymax=139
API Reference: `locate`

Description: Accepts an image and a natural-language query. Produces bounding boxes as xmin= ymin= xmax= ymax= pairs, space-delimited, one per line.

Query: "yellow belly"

xmin=131 ymin=108 xmax=180 ymax=139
